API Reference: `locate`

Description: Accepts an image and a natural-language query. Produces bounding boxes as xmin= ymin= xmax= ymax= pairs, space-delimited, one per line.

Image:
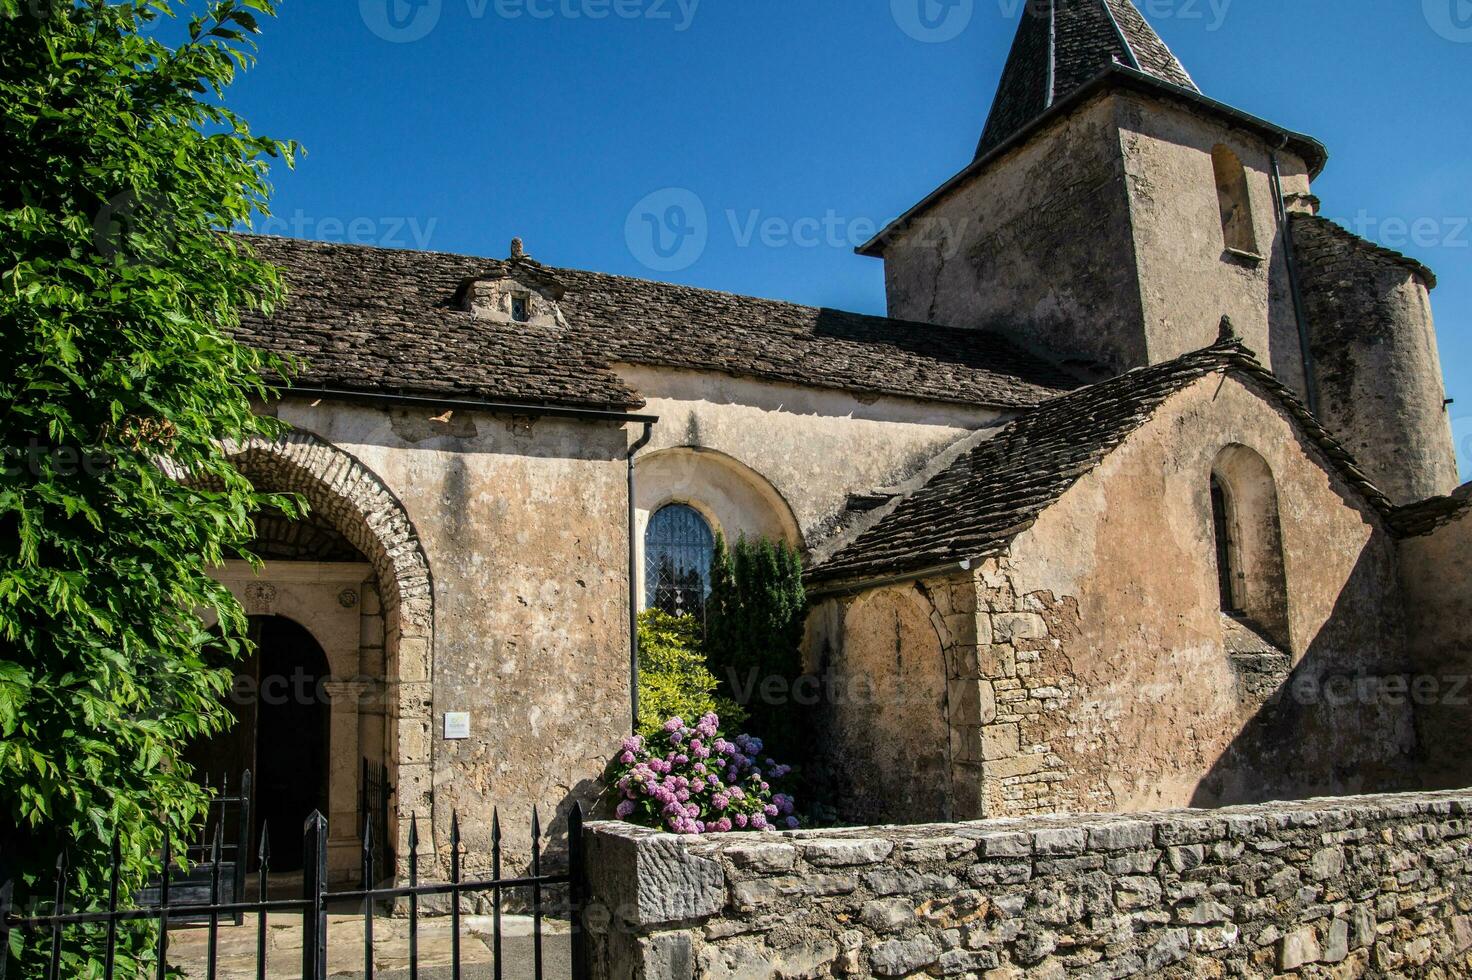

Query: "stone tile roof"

xmin=234 ymin=235 xmax=1079 ymax=413
xmin=976 ymin=0 xmax=1198 ymax=160
xmin=1291 ymin=213 xmax=1438 ymax=290
xmin=809 ymin=335 xmax=1394 ymax=588
xmin=1389 ymin=484 xmax=1472 ymax=539
xmin=233 ymin=236 xmax=641 ymax=411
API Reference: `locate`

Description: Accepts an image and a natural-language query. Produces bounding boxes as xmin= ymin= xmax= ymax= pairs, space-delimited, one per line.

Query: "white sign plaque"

xmin=443 ymin=712 xmax=471 ymax=740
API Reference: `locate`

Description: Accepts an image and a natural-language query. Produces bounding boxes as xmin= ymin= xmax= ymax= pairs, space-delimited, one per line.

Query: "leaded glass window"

xmin=645 ymin=504 xmax=714 ymax=619
xmin=1211 ymin=476 xmax=1241 ymax=614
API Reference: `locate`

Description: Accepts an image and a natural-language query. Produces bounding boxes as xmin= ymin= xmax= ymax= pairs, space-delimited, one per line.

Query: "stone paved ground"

xmin=167 ymin=914 xmax=571 ymax=979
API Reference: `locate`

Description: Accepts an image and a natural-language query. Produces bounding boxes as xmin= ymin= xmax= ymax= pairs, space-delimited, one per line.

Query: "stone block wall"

xmin=1291 ymin=212 xmax=1458 ymax=505
xmin=969 ymin=560 xmax=1077 ymax=818
xmin=583 ymin=790 xmax=1472 ymax=978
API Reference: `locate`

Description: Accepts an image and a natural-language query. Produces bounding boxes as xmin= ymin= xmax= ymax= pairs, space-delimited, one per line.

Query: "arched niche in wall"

xmin=633 ymin=446 xmax=802 ymax=609
xmin=1211 ymin=144 xmax=1260 ymax=257
xmin=1209 ymin=443 xmax=1291 ymax=649
xmin=824 ymin=586 xmax=953 ymax=825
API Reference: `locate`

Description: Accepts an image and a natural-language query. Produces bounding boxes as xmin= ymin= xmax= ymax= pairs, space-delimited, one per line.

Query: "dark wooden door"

xmin=252 ymin=615 xmax=331 ymax=871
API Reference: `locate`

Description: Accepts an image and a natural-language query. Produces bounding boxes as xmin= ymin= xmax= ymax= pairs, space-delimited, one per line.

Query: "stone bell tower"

xmin=862 ymin=0 xmax=1322 ymax=393
xmin=861 ymin=0 xmax=1458 ymax=503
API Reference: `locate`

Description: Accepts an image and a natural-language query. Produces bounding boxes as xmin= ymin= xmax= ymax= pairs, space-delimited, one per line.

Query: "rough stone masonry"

xmin=583 ymin=789 xmax=1472 ymax=978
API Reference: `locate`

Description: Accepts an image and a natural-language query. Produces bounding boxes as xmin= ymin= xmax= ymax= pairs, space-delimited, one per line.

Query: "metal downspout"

xmin=1270 ymin=143 xmax=1321 ymax=416
xmin=626 ymin=421 xmax=654 ymax=733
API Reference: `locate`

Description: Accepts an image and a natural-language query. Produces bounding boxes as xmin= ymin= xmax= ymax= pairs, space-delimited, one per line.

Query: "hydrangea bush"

xmin=609 ymin=713 xmax=798 ymax=834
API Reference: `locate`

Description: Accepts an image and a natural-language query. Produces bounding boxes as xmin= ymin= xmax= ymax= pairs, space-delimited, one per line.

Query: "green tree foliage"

xmin=703 ymin=534 xmax=807 ymax=757
xmin=0 ymin=1 xmax=297 ymax=973
xmin=636 ymin=609 xmax=744 ymax=737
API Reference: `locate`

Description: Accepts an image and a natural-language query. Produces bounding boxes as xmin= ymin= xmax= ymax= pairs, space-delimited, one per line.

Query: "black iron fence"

xmin=0 ymin=804 xmax=589 ymax=980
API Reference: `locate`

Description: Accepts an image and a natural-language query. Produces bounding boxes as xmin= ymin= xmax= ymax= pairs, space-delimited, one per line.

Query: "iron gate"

xmin=0 ymin=803 xmax=589 ymax=980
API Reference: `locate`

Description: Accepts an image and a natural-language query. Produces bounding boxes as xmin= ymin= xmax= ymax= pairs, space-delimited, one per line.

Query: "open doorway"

xmin=188 ymin=615 xmax=331 ymax=873
xmin=253 ymin=615 xmax=331 ymax=870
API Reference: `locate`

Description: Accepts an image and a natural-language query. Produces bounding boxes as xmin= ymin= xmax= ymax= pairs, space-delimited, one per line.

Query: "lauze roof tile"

xmin=232 ymin=234 xmax=1079 ymax=412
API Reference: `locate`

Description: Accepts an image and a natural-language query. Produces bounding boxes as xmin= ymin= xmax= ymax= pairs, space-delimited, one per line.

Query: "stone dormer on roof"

xmin=976 ymin=0 xmax=1198 ymax=161
xmin=809 ymin=334 xmax=1395 ymax=589
xmin=455 ymin=239 xmax=570 ymax=328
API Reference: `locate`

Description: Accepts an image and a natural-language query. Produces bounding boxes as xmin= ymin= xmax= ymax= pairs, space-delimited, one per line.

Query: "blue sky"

xmin=228 ymin=1 xmax=1471 ymax=473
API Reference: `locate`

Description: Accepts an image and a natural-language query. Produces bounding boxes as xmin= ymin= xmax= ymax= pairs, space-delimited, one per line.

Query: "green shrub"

xmin=636 ymin=609 xmax=745 ymax=737
xmin=703 ymin=534 xmax=807 ymax=757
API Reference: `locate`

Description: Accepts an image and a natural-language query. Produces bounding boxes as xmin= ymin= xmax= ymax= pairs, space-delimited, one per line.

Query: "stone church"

xmin=211 ymin=0 xmax=1471 ymax=881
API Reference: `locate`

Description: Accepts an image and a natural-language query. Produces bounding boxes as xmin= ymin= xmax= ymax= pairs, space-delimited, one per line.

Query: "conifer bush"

xmin=703 ymin=534 xmax=807 ymax=758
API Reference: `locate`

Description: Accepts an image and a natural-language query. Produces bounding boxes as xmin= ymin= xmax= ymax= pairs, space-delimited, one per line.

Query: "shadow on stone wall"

xmin=1190 ymin=539 xmax=1420 ymax=807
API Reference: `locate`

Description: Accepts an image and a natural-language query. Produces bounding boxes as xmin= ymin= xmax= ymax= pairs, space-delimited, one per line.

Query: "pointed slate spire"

xmin=976 ymin=0 xmax=1199 ymax=160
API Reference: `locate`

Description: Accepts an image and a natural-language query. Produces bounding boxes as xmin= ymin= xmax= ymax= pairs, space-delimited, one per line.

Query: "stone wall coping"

xmin=588 ymin=787 xmax=1472 ymax=854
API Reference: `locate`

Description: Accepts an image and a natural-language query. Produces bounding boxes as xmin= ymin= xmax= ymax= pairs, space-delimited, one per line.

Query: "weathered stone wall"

xmin=809 ymin=373 xmax=1416 ymax=829
xmin=584 ymin=789 xmax=1472 ymax=979
xmin=620 ymin=365 xmax=1007 ymax=549
xmin=880 ymin=94 xmax=1145 ymax=377
xmin=1292 ymin=213 xmax=1459 ymax=505
xmin=804 ymin=579 xmax=980 ymax=826
xmin=1399 ymin=490 xmax=1472 ymax=792
xmin=1117 ymin=92 xmax=1312 ymax=397
xmin=989 ymin=374 xmax=1415 ymax=815
xmin=270 ymin=398 xmax=634 ymax=876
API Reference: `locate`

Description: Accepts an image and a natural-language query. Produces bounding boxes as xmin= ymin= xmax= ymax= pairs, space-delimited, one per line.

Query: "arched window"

xmin=644 ymin=504 xmax=715 ymax=619
xmin=1210 ymin=475 xmax=1241 ymax=613
xmin=1209 ymin=446 xmax=1289 ymax=647
xmin=1211 ymin=145 xmax=1259 ymax=256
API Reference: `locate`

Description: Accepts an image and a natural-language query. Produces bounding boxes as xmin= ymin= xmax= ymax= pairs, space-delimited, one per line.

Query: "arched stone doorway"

xmin=200 ymin=430 xmax=435 ymax=883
